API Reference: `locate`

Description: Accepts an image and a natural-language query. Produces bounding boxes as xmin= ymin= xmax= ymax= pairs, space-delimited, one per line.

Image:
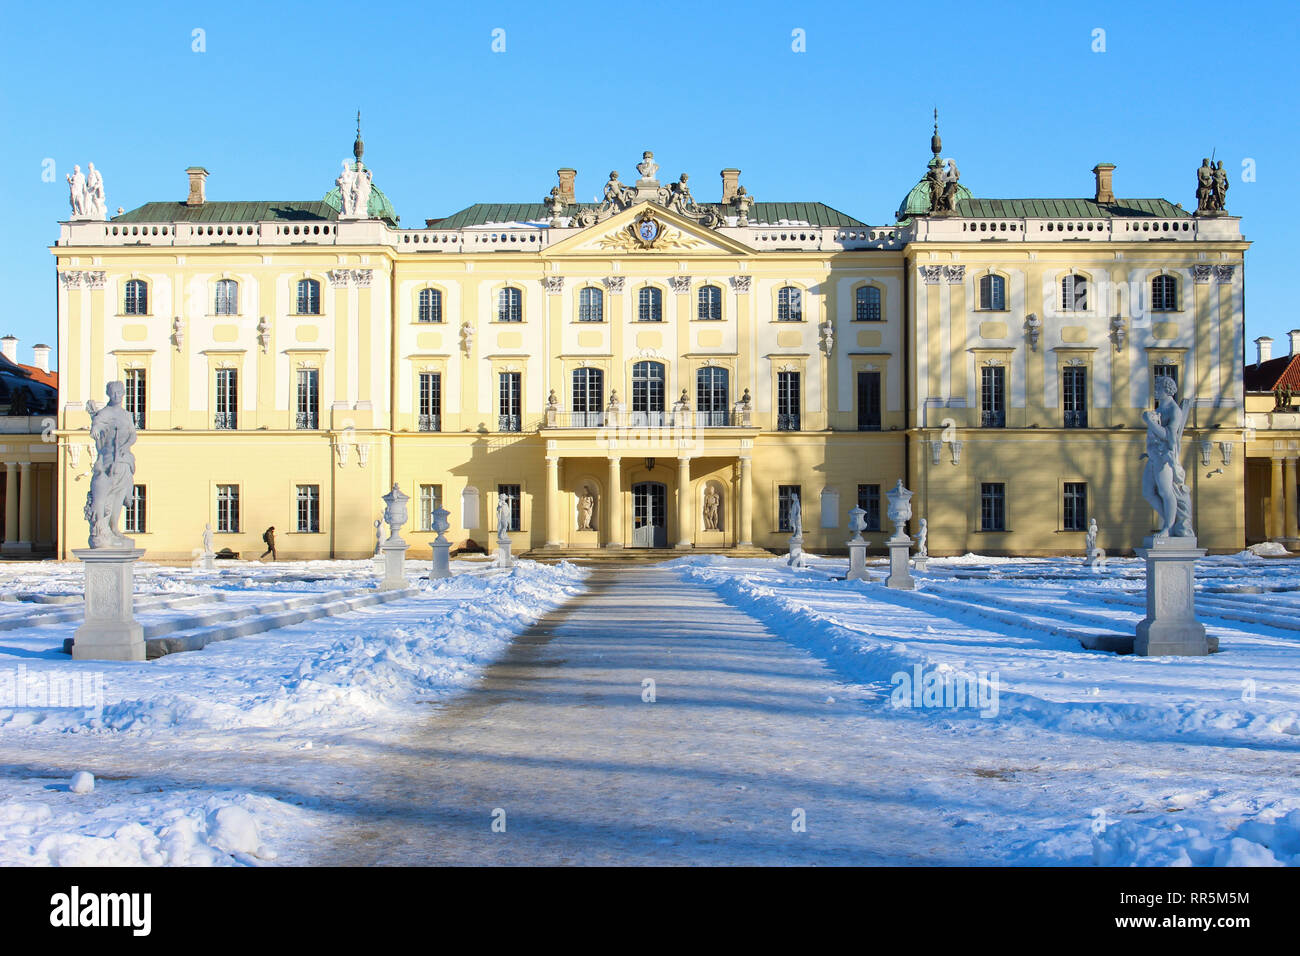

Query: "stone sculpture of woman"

xmin=577 ymin=488 xmax=596 ymax=531
xmin=83 ymin=381 xmax=137 ymax=548
xmin=202 ymin=523 xmax=214 ymax=554
xmin=497 ymin=493 xmax=513 ymax=539
xmin=703 ymin=487 xmax=721 ymax=531
xmin=788 ymin=493 xmax=803 ymax=539
xmin=1141 ymin=376 xmax=1194 ymax=538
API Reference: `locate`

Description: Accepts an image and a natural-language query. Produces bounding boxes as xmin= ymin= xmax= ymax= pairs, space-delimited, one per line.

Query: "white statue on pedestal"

xmin=788 ymin=493 xmax=802 ymax=539
xmin=85 ymin=163 xmax=106 ymax=219
xmin=576 ymin=488 xmax=596 ymax=531
xmin=497 ymin=494 xmax=513 ymax=541
xmin=202 ymin=523 xmax=214 ymax=554
xmin=1141 ymin=376 xmax=1194 ymax=539
xmin=83 ymin=381 xmax=137 ymax=549
xmin=914 ymin=518 xmax=928 ymax=559
xmin=66 ymin=165 xmax=87 ymax=219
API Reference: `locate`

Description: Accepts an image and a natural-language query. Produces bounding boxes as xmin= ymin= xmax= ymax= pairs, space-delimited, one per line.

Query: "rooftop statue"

xmin=1195 ymin=158 xmax=1215 ymax=213
xmin=85 ymin=163 xmax=106 ymax=219
xmin=66 ymin=164 xmax=87 ymax=219
xmin=1141 ymin=375 xmax=1194 ymax=538
xmin=636 ymin=150 xmax=659 ymax=182
xmin=83 ymin=381 xmax=138 ymax=549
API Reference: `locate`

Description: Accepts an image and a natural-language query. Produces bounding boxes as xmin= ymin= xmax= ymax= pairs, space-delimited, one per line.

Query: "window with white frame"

xmin=855 ymin=285 xmax=882 ymax=321
xmin=418 ymin=372 xmax=441 ymax=432
xmin=296 ymin=278 xmax=320 ymax=315
xmin=697 ymin=285 xmax=722 ymax=321
xmin=124 ymin=368 xmax=146 ymax=430
xmin=578 ymin=287 xmax=603 ymax=323
xmin=497 ymin=287 xmax=522 ymax=322
xmin=214 ymin=368 xmax=237 ymax=429
xmin=1151 ymin=274 xmax=1178 ymax=311
xmin=420 ymin=484 xmax=443 ymax=531
xmin=124 ymin=485 xmax=146 ymax=534
xmin=978 ymin=274 xmax=1006 ymax=311
xmin=418 ymin=288 xmax=443 ymax=323
xmin=216 ymin=484 xmax=240 ymax=533
xmin=296 ymin=484 xmax=320 ymax=533
xmin=214 ymin=278 xmax=239 ymax=315
xmin=124 ymin=279 xmax=148 ymax=315
xmin=637 ymin=287 xmax=662 ymax=322
xmin=1060 ymin=274 xmax=1088 ymax=312
xmin=777 ymin=286 xmax=802 ymax=322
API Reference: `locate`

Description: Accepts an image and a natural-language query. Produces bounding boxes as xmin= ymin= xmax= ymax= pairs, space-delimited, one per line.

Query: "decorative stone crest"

xmin=919 ymin=265 xmax=944 ymax=284
xmin=603 ymin=276 xmax=626 ymax=293
xmin=668 ymin=275 xmax=692 ymax=294
xmin=459 ymin=322 xmax=475 ymax=356
xmin=544 ymin=275 xmax=565 ymax=295
xmin=256 ymin=316 xmax=271 ymax=353
xmin=59 ymin=270 xmax=107 ymax=289
xmin=327 ymin=268 xmax=374 ymax=287
xmin=943 ymin=264 xmax=965 ymax=283
xmin=730 ymin=275 xmax=752 ymax=294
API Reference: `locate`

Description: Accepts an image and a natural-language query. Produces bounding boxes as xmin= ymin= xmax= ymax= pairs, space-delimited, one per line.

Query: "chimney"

xmin=1289 ymin=330 xmax=1300 ymax=357
xmin=0 ymin=335 xmax=16 ymax=364
xmin=1092 ymin=163 xmax=1116 ymax=204
xmin=31 ymin=344 xmax=50 ymax=373
xmin=185 ymin=166 xmax=209 ymax=206
xmin=1255 ymin=336 xmax=1274 ymax=365
xmin=721 ymin=168 xmax=741 ymax=204
xmin=556 ymin=168 xmax=576 ymax=205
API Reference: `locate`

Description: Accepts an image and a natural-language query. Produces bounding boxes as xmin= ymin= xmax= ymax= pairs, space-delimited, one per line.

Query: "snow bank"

xmin=0 ymin=790 xmax=304 ymax=866
xmin=1092 ymin=807 xmax=1300 ymax=866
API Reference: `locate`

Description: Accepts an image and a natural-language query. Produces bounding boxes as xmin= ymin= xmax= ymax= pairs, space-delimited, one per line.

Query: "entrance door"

xmin=632 ymin=482 xmax=668 ymax=547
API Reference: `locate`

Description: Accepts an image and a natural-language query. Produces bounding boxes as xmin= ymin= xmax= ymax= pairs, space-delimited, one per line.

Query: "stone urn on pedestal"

xmin=884 ymin=479 xmax=915 ymax=590
xmin=378 ymin=483 xmax=410 ymax=591
xmin=429 ymin=505 xmax=453 ymax=580
xmin=846 ymin=505 xmax=870 ymax=581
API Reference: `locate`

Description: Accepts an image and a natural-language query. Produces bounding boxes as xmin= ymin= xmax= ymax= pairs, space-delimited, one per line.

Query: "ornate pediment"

xmin=544 ymin=203 xmax=755 ymax=257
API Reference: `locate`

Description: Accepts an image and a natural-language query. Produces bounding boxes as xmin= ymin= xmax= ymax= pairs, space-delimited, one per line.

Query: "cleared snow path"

xmin=322 ymin=566 xmax=1009 ymax=865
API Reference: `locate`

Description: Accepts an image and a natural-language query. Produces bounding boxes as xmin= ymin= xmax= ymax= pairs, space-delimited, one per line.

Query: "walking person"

xmin=260 ymin=525 xmax=277 ymax=561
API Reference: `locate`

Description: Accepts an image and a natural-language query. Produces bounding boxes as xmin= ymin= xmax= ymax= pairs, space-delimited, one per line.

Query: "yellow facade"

xmin=50 ymin=148 xmax=1249 ymax=559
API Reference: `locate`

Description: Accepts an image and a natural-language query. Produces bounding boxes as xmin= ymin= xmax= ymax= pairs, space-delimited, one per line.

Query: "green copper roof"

xmin=433 ymin=201 xmax=866 ymax=229
xmin=955 ymin=197 xmax=1189 ymax=218
xmin=113 ymin=201 xmax=337 ymax=223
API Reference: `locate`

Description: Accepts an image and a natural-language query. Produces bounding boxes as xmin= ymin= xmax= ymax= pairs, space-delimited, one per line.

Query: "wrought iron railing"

xmin=295 ymin=411 xmax=318 ymax=430
xmin=1063 ymin=410 xmax=1087 ymax=429
xmin=418 ymin=414 xmax=441 ymax=432
xmin=980 ymin=410 xmax=1006 ymax=428
xmin=498 ymin=414 xmax=521 ymax=432
xmin=213 ymin=412 xmax=237 ymax=430
xmin=777 ymin=414 xmax=801 ymax=431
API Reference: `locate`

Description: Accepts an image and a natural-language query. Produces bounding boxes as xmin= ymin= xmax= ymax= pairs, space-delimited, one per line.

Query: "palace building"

xmin=49 ymin=125 xmax=1249 ymax=560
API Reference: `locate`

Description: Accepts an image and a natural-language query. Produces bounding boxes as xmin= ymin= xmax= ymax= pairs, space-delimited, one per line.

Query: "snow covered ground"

xmin=0 ymin=558 xmax=586 ymax=865
xmin=676 ymin=551 xmax=1300 ymax=866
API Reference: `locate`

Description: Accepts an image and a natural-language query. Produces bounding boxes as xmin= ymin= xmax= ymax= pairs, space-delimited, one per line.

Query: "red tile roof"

xmin=1245 ymin=354 xmax=1300 ymax=392
xmin=18 ymin=363 xmax=57 ymax=389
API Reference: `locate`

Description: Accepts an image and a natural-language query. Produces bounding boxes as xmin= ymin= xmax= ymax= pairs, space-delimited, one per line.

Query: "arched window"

xmin=578 ymin=287 xmax=603 ymax=323
xmin=296 ymin=278 xmax=321 ymax=315
xmin=777 ymin=286 xmax=802 ymax=321
xmin=417 ymin=288 xmax=443 ymax=323
xmin=1061 ymin=274 xmax=1088 ymax=312
xmin=1151 ymin=274 xmax=1178 ymax=311
xmin=631 ymin=361 xmax=665 ymax=425
xmin=124 ymin=279 xmax=148 ymax=315
xmin=497 ymin=286 xmax=522 ymax=322
xmin=637 ymin=287 xmax=662 ymax=322
xmin=697 ymin=285 xmax=722 ymax=321
xmin=696 ymin=366 xmax=730 ymax=426
xmin=214 ymin=278 xmax=238 ymax=315
xmin=977 ymin=275 xmax=1005 ymax=311
xmin=855 ymin=285 xmax=882 ymax=321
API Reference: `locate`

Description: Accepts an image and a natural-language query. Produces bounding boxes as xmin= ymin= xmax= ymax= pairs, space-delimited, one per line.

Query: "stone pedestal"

xmin=786 ymin=534 xmax=806 ymax=568
xmin=70 ymin=548 xmax=146 ymax=662
xmin=496 ymin=538 xmax=513 ymax=569
xmin=198 ymin=552 xmax=216 ymax=571
xmin=846 ymin=539 xmax=870 ymax=581
xmin=379 ymin=542 xmax=408 ymax=591
xmin=430 ymin=539 xmax=451 ymax=580
xmin=912 ymin=556 xmax=928 ymax=572
xmin=1135 ymin=535 xmax=1209 ymax=656
xmin=884 ymin=534 xmax=915 ymax=590
xmin=1086 ymin=548 xmax=1106 ymax=569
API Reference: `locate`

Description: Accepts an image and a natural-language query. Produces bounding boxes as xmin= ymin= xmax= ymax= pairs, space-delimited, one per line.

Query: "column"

xmin=738 ymin=456 xmax=753 ymax=547
xmin=2 ymin=462 xmax=17 ymax=550
xmin=1287 ymin=458 xmax=1300 ymax=541
xmin=18 ymin=462 xmax=34 ymax=548
xmin=675 ymin=456 xmax=693 ymax=549
xmin=544 ymin=456 xmax=562 ymax=547
xmin=605 ymin=456 xmax=623 ymax=548
xmin=1270 ymin=457 xmax=1284 ymax=540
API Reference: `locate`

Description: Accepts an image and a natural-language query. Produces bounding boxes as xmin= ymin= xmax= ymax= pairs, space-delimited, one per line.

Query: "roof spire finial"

xmin=353 ymin=110 xmax=365 ymax=166
xmin=931 ymin=108 xmax=942 ymax=159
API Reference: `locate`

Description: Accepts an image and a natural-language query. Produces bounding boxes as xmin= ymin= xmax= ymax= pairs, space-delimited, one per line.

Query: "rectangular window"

xmin=980 ymin=365 xmax=1005 ymax=428
xmin=296 ymin=484 xmax=320 ymax=533
xmin=419 ymin=372 xmax=442 ymax=432
xmin=215 ymin=368 xmax=237 ymax=429
xmin=124 ymin=368 xmax=146 ymax=430
xmin=216 ymin=484 xmax=240 ymax=533
xmin=497 ymin=484 xmax=522 ymax=532
xmin=980 ymin=483 xmax=1006 ymax=532
xmin=498 ymin=372 xmax=521 ymax=432
xmin=420 ymin=484 xmax=443 ymax=531
xmin=214 ymin=280 xmax=238 ymax=316
xmin=1063 ymin=482 xmax=1086 ymax=532
xmin=857 ymin=371 xmax=881 ymax=431
xmin=123 ymin=484 xmax=146 ymax=534
xmin=296 ymin=368 xmax=319 ymax=430
xmin=297 ymin=280 xmax=320 ymax=316
xmin=571 ymin=368 xmax=604 ymax=427
xmin=857 ymin=484 xmax=881 ymax=532
xmin=1062 ymin=366 xmax=1087 ymax=428
xmin=777 ymin=371 xmax=801 ymax=431
xmin=778 ymin=484 xmax=802 ymax=532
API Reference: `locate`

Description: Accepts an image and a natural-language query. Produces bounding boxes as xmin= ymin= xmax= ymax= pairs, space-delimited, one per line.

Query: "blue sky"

xmin=2 ymin=0 xmax=1295 ymax=369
